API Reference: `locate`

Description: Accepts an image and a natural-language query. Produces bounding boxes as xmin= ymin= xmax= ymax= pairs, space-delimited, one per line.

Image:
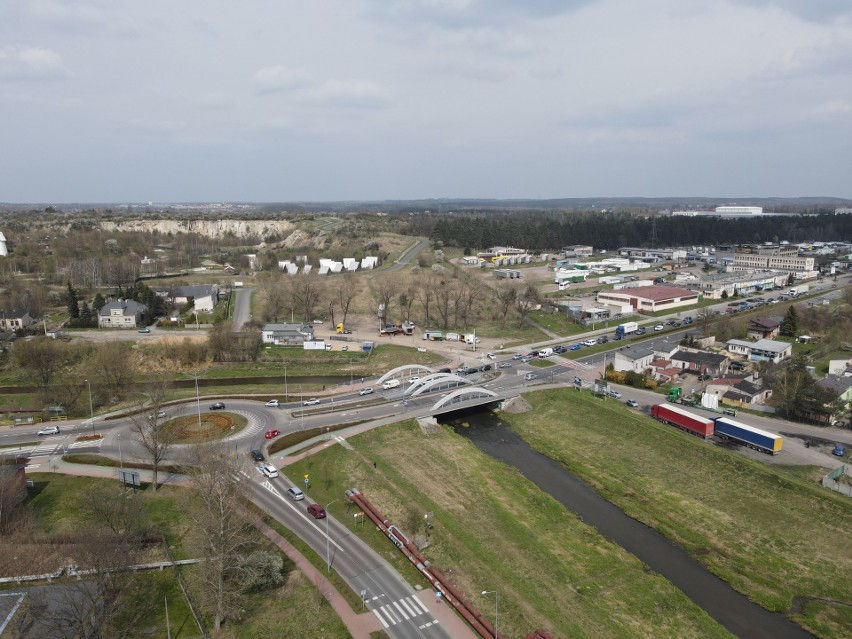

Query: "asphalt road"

xmin=231 ymin=286 xmax=253 ymax=332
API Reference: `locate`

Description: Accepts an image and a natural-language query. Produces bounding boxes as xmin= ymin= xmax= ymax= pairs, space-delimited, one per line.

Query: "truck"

xmin=379 ymin=325 xmax=403 ymax=336
xmin=336 ymin=322 xmax=352 ymax=334
xmin=303 ymin=340 xmax=326 ymax=350
xmin=382 ymin=379 xmax=400 ymax=390
xmin=667 ymin=387 xmax=682 ymax=402
xmin=423 ymin=330 xmax=443 ymax=341
xmin=615 ymin=322 xmax=639 ymax=337
xmin=788 ymin=283 xmax=809 ymax=296
xmin=651 ymin=403 xmax=714 ymax=438
xmin=464 ymin=333 xmax=481 ymax=345
xmin=713 ymin=417 xmax=783 ymax=454
xmin=537 ymin=347 xmax=554 ymax=357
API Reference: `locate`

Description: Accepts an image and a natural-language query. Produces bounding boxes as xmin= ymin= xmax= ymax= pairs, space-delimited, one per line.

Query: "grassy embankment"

xmin=285 ymin=423 xmax=735 ymax=639
xmin=507 ymin=390 xmax=852 ymax=639
xmin=10 ymin=474 xmax=351 ymax=639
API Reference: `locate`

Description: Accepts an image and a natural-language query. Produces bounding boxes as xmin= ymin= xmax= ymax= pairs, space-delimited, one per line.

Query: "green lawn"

xmin=507 ymin=390 xmax=852 ymax=639
xmin=285 ymin=422 xmax=734 ymax=639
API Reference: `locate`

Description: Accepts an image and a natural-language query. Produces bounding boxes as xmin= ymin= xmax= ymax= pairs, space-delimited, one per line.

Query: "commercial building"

xmin=726 ymin=338 xmax=792 ymax=364
xmin=730 ymin=246 xmax=815 ymax=276
xmin=596 ymin=285 xmax=699 ymax=313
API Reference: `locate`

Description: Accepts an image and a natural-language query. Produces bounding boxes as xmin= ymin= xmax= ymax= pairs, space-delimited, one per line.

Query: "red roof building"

xmin=597 ymin=285 xmax=699 ymax=313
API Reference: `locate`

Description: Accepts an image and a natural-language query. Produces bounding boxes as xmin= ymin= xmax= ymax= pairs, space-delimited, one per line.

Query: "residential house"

xmin=726 ymin=338 xmax=792 ymax=364
xmin=613 ymin=345 xmax=655 ymax=374
xmin=98 ymin=300 xmax=147 ymax=329
xmin=670 ymin=350 xmax=729 ymax=377
xmin=747 ymin=317 xmax=782 ymax=340
xmin=816 ymin=375 xmax=852 ymax=425
xmin=166 ymin=285 xmax=220 ymax=313
xmin=0 ymin=309 xmax=33 ymax=332
xmin=827 ymin=358 xmax=852 ymax=377
xmin=261 ymin=323 xmax=314 ymax=346
xmin=706 ymin=376 xmax=772 ymax=407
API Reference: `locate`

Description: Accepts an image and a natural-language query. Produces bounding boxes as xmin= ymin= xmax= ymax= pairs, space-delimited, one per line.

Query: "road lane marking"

xmin=392 ymin=600 xmax=409 ymax=619
xmin=372 ymin=609 xmax=389 ymax=628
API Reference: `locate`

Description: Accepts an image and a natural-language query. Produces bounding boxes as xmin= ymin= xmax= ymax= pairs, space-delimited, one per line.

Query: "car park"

xmin=358 ymin=387 xmax=374 ymax=396
xmin=265 ymin=399 xmax=280 ymax=407
xmin=286 ymin=487 xmax=305 ymax=501
xmin=303 ymin=398 xmax=320 ymax=406
xmin=626 ymin=399 xmax=639 ymax=407
xmin=654 ymin=324 xmax=665 ymax=331
xmin=250 ymin=450 xmax=264 ymax=462
xmin=37 ymin=425 xmax=60 ymax=436
xmin=498 ymin=361 xmax=512 ymax=368
xmin=307 ymin=503 xmax=326 ymax=518
xmin=261 ymin=464 xmax=279 ymax=479
xmin=264 ymin=429 xmax=280 ymax=439
xmin=209 ymin=402 xmax=225 ymax=410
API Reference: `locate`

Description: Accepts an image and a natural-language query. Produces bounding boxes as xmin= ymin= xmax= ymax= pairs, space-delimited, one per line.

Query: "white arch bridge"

xmin=429 ymin=387 xmax=502 ymax=414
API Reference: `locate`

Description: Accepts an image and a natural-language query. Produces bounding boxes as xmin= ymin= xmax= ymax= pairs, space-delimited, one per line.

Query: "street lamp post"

xmin=194 ymin=372 xmax=202 ymax=429
xmin=325 ymin=499 xmax=339 ymax=573
xmin=283 ymin=358 xmax=288 ymax=401
xmin=482 ymin=590 xmax=498 ymax=639
xmin=117 ymin=434 xmax=123 ymax=471
xmin=85 ymin=379 xmax=94 ymax=434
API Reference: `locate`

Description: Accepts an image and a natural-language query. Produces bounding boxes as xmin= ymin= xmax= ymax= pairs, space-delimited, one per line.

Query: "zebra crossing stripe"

xmin=392 ymin=600 xmax=409 ymax=620
xmin=409 ymin=596 xmax=428 ymax=615
xmin=398 ymin=597 xmax=418 ymax=617
xmin=371 ymin=609 xmax=389 ymax=629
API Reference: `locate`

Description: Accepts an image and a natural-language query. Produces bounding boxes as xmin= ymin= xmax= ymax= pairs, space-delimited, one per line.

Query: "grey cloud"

xmin=0 ymin=45 xmax=64 ymax=80
xmin=730 ymin=0 xmax=852 ymax=22
xmin=373 ymin=0 xmax=594 ymax=28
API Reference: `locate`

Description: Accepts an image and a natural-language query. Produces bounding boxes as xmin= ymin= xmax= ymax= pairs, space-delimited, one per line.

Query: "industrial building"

xmin=596 ymin=285 xmax=699 ymax=313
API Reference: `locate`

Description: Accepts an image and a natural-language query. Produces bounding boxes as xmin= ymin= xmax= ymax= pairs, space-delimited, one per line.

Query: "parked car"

xmin=286 ymin=487 xmax=305 ymax=501
xmin=37 ymin=425 xmax=60 ymax=436
xmin=498 ymin=361 xmax=512 ymax=368
xmin=265 ymin=399 xmax=280 ymax=407
xmin=597 ymin=336 xmax=609 ymax=344
xmin=607 ymin=389 xmax=622 ymax=399
xmin=264 ymin=429 xmax=280 ymax=439
xmin=520 ymin=355 xmax=533 ymax=363
xmin=635 ymin=328 xmax=647 ymax=335
xmin=511 ymin=354 xmax=524 ymax=360
xmin=303 ymin=398 xmax=320 ymax=406
xmin=250 ymin=450 xmax=264 ymax=462
xmin=553 ymin=345 xmax=567 ymax=354
xmin=581 ymin=339 xmax=597 ymax=347
xmin=312 ymin=319 xmax=324 ymax=324
xmin=209 ymin=402 xmax=225 ymax=410
xmin=261 ymin=464 xmax=279 ymax=479
xmin=307 ymin=503 xmax=326 ymax=519
xmin=524 ymin=372 xmax=537 ymax=381
xmin=481 ymin=364 xmax=492 ymax=371
xmin=137 ymin=327 xmax=150 ymax=333
xmin=148 ymin=409 xmax=167 ymax=420
xmin=626 ymin=399 xmax=639 ymax=408
xmin=683 ymin=317 xmax=693 ymax=324
xmin=358 ymin=387 xmax=374 ymax=396
xmin=654 ymin=324 xmax=665 ymax=331
xmin=341 ymin=345 xmax=348 ymax=351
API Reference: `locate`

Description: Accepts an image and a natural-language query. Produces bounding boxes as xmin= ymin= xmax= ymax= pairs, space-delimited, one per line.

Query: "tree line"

xmin=426 ymin=211 xmax=852 ymax=251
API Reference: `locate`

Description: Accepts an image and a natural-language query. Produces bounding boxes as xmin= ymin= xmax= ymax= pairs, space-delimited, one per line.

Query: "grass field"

xmin=284 ymin=422 xmax=735 ymax=639
xmin=506 ymin=390 xmax=852 ymax=639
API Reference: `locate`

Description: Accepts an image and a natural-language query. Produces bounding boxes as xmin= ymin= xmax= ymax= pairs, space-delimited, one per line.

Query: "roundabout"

xmin=162 ymin=411 xmax=248 ymax=444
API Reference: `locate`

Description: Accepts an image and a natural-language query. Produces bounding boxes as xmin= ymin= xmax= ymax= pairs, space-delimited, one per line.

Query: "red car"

xmin=264 ymin=429 xmax=281 ymax=439
xmin=307 ymin=503 xmax=326 ymax=519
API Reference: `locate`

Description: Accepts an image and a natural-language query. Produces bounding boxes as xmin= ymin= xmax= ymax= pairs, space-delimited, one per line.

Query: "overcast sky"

xmin=1 ymin=0 xmax=851 ymax=203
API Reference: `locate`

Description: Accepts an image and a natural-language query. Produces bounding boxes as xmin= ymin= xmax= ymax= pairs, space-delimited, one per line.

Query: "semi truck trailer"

xmin=651 ymin=403 xmax=714 ymax=438
xmin=615 ymin=321 xmax=639 ymax=337
xmin=713 ymin=417 xmax=783 ymax=455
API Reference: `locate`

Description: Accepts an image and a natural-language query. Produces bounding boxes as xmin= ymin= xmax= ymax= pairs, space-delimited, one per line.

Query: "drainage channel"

xmin=449 ymin=414 xmax=815 ymax=639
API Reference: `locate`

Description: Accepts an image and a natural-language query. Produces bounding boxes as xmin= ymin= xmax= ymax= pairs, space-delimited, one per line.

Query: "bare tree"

xmin=129 ymin=378 xmax=173 ymax=491
xmin=0 ymin=466 xmax=27 ymax=533
xmin=290 ymin=273 xmax=322 ymax=323
xmin=414 ymin=272 xmax=437 ymax=327
xmin=515 ymin=282 xmax=540 ymax=327
xmin=185 ymin=443 xmax=258 ymax=632
xmin=337 ymin=272 xmax=358 ymax=328
xmin=371 ymin=273 xmax=400 ymax=326
xmin=85 ymin=342 xmax=138 ymax=402
xmin=258 ymin=274 xmax=289 ymax=322
xmin=495 ymin=284 xmax=517 ymax=328
xmin=12 ymin=337 xmax=71 ymax=387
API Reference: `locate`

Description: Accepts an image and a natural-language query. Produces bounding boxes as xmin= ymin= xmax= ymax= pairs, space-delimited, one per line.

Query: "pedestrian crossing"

xmin=26 ymin=436 xmax=103 ymax=458
xmin=29 ymin=437 xmax=62 ymax=457
xmin=370 ymin=595 xmax=434 ymax=629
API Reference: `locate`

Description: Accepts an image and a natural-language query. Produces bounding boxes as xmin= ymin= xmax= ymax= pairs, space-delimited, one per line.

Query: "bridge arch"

xmin=377 ymin=364 xmax=435 ymax=386
xmin=405 ymin=373 xmax=470 ymax=397
xmin=431 ymin=387 xmax=499 ymax=411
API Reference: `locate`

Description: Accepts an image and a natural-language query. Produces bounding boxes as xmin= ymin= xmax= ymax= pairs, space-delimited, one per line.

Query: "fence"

xmin=163 ymin=542 xmax=210 ymax=639
xmin=822 ymin=465 xmax=852 ymax=497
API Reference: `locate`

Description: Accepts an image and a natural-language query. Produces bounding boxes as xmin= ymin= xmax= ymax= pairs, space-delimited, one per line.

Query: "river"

xmin=445 ymin=411 xmax=815 ymax=639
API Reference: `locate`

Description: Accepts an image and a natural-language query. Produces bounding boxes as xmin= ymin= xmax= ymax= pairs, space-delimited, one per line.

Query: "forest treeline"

xmin=425 ymin=211 xmax=852 ymax=251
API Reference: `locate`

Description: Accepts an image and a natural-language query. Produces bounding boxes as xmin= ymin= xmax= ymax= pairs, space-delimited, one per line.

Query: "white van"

xmin=382 ymin=379 xmax=401 ymax=390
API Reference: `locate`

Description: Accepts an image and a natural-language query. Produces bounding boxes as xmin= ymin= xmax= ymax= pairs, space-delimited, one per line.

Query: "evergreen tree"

xmin=92 ymin=293 xmax=106 ymax=312
xmin=780 ymin=306 xmax=798 ymax=337
xmin=80 ymin=301 xmax=92 ymax=327
xmin=66 ymin=282 xmax=79 ymax=319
